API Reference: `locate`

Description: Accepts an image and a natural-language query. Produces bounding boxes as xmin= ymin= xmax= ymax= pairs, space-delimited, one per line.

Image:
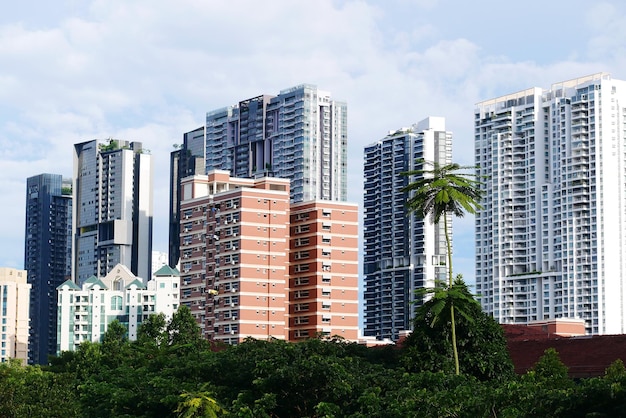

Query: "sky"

xmin=2 ymin=0 xmax=626 ymax=286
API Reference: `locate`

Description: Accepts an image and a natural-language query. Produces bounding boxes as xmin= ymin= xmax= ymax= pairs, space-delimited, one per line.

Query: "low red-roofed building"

xmin=504 ymin=322 xmax=626 ymax=378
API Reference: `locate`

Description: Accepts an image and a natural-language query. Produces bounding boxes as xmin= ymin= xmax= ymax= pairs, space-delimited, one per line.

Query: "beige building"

xmin=179 ymin=170 xmax=359 ymax=344
xmin=0 ymin=268 xmax=31 ymax=363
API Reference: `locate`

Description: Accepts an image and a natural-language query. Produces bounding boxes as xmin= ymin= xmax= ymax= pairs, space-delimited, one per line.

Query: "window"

xmin=295 ymin=263 xmax=310 ymax=273
xmin=110 ymin=296 xmax=123 ymax=310
xmin=296 ymin=224 xmax=310 ymax=234
xmin=294 ymin=303 xmax=309 ymax=312
xmin=294 ymin=277 xmax=310 ymax=286
xmin=294 ymin=290 xmax=310 ymax=299
xmin=294 ymin=316 xmax=309 ymax=325
xmin=294 ymin=329 xmax=309 ymax=338
xmin=295 ymin=251 xmax=310 ymax=260
xmin=295 ymin=237 xmax=310 ymax=247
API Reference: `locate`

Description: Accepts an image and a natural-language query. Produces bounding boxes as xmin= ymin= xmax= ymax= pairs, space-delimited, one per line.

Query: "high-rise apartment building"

xmin=179 ymin=171 xmax=359 ymax=343
xmin=288 ymin=201 xmax=359 ymax=341
xmin=169 ymin=127 xmax=205 ymax=267
xmin=57 ymin=264 xmax=179 ymax=353
xmin=180 ymin=171 xmax=291 ymax=342
xmin=169 ymin=85 xmax=348 ymax=265
xmin=363 ymin=117 xmax=451 ymax=341
xmin=24 ymin=173 xmax=72 ymax=364
xmin=205 ymin=84 xmax=347 ymax=202
xmin=0 ymin=268 xmax=31 ymax=363
xmin=73 ymin=139 xmax=153 ymax=285
xmin=475 ymin=73 xmax=626 ymax=335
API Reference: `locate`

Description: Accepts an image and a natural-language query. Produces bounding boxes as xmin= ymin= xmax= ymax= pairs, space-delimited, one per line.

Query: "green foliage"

xmin=403 ymin=279 xmax=514 ymax=381
xmin=167 ymin=305 xmax=206 ymax=351
xmin=401 ymin=160 xmax=483 ymax=224
xmin=401 ymin=159 xmax=484 ymax=375
xmin=531 ymin=348 xmax=571 ymax=384
xmin=175 ymin=385 xmax=225 ymax=418
xmin=8 ymin=312 xmax=626 ymax=417
xmin=98 ymin=139 xmax=119 ymax=152
xmin=0 ymin=359 xmax=80 ymax=417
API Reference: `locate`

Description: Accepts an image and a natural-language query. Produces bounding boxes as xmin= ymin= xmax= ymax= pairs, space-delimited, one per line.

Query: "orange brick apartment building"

xmin=179 ymin=171 xmax=358 ymax=343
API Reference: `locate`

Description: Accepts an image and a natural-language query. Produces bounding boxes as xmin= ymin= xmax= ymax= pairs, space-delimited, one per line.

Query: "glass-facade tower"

xmin=24 ymin=173 xmax=72 ymax=364
xmin=363 ymin=117 xmax=451 ymax=341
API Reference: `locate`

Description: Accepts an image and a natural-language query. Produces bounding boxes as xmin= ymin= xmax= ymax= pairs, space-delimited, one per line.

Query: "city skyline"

xmin=3 ymin=0 xmax=626 ymax=287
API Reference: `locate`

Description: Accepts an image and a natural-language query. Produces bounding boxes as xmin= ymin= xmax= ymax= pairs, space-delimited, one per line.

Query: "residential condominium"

xmin=475 ymin=72 xmax=626 ymax=335
xmin=169 ymin=85 xmax=348 ymax=266
xmin=169 ymin=126 xmax=205 ymax=267
xmin=179 ymin=170 xmax=359 ymax=343
xmin=57 ymin=264 xmax=180 ymax=353
xmin=0 ymin=268 xmax=31 ymax=363
xmin=288 ymin=201 xmax=359 ymax=341
xmin=24 ymin=173 xmax=72 ymax=364
xmin=73 ymin=139 xmax=153 ymax=285
xmin=363 ymin=117 xmax=451 ymax=341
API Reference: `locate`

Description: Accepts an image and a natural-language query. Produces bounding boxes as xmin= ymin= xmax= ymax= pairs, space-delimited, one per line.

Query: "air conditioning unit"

xmin=231 ymin=316 xmax=237 ymax=321
xmin=231 ymin=288 xmax=237 ymax=293
xmin=230 ymin=303 xmax=236 ymax=307
xmin=231 ymin=261 xmax=236 ymax=265
xmin=233 ymin=233 xmax=238 ymax=237
xmin=230 ymin=330 xmax=236 ymax=335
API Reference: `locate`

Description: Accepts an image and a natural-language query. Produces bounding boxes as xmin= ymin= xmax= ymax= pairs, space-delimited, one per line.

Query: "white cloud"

xmin=1 ymin=0 xmax=626 ymax=281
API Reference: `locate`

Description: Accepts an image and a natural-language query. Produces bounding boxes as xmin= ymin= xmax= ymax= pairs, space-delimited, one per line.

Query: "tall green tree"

xmin=401 ymin=160 xmax=483 ymax=375
xmin=403 ymin=276 xmax=514 ymax=381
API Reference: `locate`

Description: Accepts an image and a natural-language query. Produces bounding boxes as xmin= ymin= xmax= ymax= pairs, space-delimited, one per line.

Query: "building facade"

xmin=169 ymin=85 xmax=348 ymax=266
xmin=204 ymin=84 xmax=348 ymax=203
xmin=24 ymin=173 xmax=72 ymax=364
xmin=56 ymin=264 xmax=180 ymax=353
xmin=363 ymin=117 xmax=451 ymax=341
xmin=169 ymin=127 xmax=205 ymax=267
xmin=288 ymin=201 xmax=359 ymax=341
xmin=475 ymin=73 xmax=626 ymax=334
xmin=73 ymin=139 xmax=153 ymax=285
xmin=179 ymin=171 xmax=290 ymax=342
xmin=179 ymin=171 xmax=359 ymax=343
xmin=0 ymin=268 xmax=31 ymax=363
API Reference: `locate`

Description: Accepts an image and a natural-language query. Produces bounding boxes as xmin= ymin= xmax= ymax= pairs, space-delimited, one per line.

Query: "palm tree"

xmin=401 ymin=160 xmax=483 ymax=375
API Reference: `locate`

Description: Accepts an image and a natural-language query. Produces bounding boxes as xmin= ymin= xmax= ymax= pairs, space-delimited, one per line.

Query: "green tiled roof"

xmin=125 ymin=278 xmax=146 ymax=290
xmin=83 ymin=275 xmax=99 ymax=284
xmin=87 ymin=278 xmax=108 ymax=290
xmin=57 ymin=279 xmax=80 ymax=290
xmin=154 ymin=265 xmax=180 ymax=277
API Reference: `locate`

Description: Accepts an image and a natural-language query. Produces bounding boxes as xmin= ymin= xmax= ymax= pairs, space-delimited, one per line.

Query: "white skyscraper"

xmin=363 ymin=117 xmax=451 ymax=341
xmin=475 ymin=72 xmax=626 ymax=335
xmin=73 ymin=139 xmax=153 ymax=285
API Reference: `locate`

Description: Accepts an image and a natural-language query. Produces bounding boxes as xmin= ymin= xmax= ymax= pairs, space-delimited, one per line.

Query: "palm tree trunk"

xmin=444 ymin=216 xmax=460 ymax=375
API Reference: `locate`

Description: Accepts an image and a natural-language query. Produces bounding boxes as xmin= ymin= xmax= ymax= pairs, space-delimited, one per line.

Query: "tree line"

xmin=0 ymin=305 xmax=625 ymax=417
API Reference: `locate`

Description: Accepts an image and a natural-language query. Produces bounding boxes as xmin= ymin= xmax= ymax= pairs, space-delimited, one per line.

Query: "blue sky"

xmin=2 ymin=0 xmax=626 ymax=286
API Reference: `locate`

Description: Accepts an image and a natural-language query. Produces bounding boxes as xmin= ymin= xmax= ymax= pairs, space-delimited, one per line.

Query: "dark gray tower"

xmin=24 ymin=173 xmax=72 ymax=364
